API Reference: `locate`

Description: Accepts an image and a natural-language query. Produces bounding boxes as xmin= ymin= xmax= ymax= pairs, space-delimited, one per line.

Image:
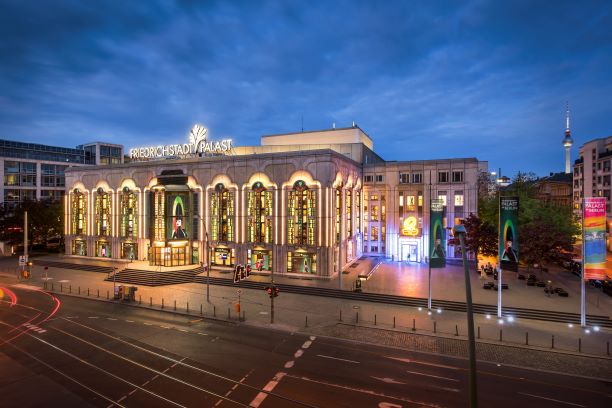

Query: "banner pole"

xmin=497 ymin=197 xmax=502 ymax=319
xmin=428 ymin=171 xmax=432 ymax=311
xmin=581 ymin=201 xmax=586 ymax=327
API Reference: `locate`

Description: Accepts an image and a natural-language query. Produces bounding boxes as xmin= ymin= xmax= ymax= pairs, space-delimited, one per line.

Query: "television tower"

xmin=562 ymin=103 xmax=573 ymax=174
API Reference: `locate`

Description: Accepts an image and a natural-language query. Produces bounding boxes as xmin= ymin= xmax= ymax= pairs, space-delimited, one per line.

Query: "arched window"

xmin=211 ymin=183 xmax=234 ymax=242
xmin=95 ymin=187 xmax=111 ymax=236
xmin=120 ymin=187 xmax=137 ymax=239
xmin=287 ymin=180 xmax=316 ymax=246
xmin=152 ymin=187 xmax=165 ymax=242
xmin=71 ymin=188 xmax=87 ymax=235
xmin=247 ymin=181 xmax=273 ymax=243
xmin=346 ymin=189 xmax=352 ymax=238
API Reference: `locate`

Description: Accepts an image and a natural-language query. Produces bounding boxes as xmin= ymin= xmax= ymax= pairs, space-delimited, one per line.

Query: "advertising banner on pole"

xmin=583 ymin=197 xmax=607 ymax=280
xmin=429 ymin=198 xmax=446 ymax=268
xmin=499 ymin=197 xmax=519 ymax=272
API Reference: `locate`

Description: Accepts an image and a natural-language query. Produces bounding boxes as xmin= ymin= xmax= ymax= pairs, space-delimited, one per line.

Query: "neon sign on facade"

xmin=129 ymin=124 xmax=233 ymax=160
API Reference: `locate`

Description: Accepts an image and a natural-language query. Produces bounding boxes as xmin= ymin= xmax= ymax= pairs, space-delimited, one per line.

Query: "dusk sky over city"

xmin=1 ymin=0 xmax=611 ymax=177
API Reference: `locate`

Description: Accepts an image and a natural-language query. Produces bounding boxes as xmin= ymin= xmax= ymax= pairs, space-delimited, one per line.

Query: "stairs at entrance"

xmin=105 ymin=266 xmax=203 ymax=286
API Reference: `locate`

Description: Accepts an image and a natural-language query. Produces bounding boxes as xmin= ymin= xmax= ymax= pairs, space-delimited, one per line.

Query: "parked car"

xmin=602 ymin=281 xmax=612 ymax=297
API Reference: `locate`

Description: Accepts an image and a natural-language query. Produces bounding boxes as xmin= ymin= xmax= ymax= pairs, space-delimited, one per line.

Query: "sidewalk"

xmin=4 ymin=261 xmax=611 ymax=365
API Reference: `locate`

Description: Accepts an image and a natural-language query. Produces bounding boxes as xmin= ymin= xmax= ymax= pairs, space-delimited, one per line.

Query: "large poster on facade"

xmin=499 ymin=197 xmax=519 ymax=272
xmin=167 ymin=193 xmax=189 ymax=240
xmin=583 ymin=197 xmax=607 ymax=280
xmin=429 ymin=199 xmax=446 ymax=268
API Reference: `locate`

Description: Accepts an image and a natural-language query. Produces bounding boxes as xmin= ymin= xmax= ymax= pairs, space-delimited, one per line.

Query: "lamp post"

xmin=453 ymin=224 xmax=478 ymax=408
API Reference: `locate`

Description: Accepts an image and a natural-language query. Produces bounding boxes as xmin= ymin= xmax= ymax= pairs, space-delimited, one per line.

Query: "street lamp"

xmin=453 ymin=224 xmax=478 ymax=408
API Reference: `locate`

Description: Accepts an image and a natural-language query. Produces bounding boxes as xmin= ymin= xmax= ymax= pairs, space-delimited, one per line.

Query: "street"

xmin=1 ymin=284 xmax=610 ymax=407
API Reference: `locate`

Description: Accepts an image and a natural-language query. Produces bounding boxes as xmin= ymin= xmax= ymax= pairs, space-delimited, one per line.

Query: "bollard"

xmin=242 ymin=311 xmax=245 ymax=322
xmin=477 ymin=326 xmax=480 ymax=339
xmin=69 ymin=285 xmax=71 ymax=293
xmin=78 ymin=286 xmax=80 ymax=295
xmin=150 ymin=297 xmax=152 ymax=307
xmin=139 ymin=295 xmax=141 ymax=305
xmin=174 ymin=300 xmax=176 ymax=311
xmin=608 ymin=341 xmax=610 ymax=356
xmin=61 ymin=283 xmax=63 ymax=292
xmin=374 ymin=314 xmax=377 ymax=326
xmin=228 ymin=308 xmax=230 ymax=320
xmin=499 ymin=329 xmax=503 ymax=342
xmin=455 ymin=324 xmax=459 ymax=336
xmin=578 ymin=338 xmax=581 ymax=353
xmin=393 ymin=316 xmax=396 ymax=328
xmin=162 ymin=298 xmax=164 ymax=309
xmin=187 ymin=302 xmax=189 ymax=313
xmin=305 ymin=315 xmax=308 ymax=327
xmin=97 ymin=289 xmax=99 ymax=298
xmin=525 ymin=332 xmax=529 ymax=345
xmin=214 ymin=305 xmax=216 ymax=317
xmin=200 ymin=304 xmax=203 ymax=315
xmin=412 ymin=318 xmax=416 ymax=331
xmin=107 ymin=290 xmax=109 ymax=299
xmin=340 ymin=309 xmax=343 ymax=322
xmin=433 ymin=321 xmax=437 ymax=333
xmin=52 ymin=283 xmax=54 ymax=291
xmin=87 ymin=288 xmax=89 ymax=296
xmin=551 ymin=335 xmax=555 ymax=349
xmin=356 ymin=311 xmax=359 ymax=324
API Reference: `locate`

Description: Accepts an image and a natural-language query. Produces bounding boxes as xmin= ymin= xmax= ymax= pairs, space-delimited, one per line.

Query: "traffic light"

xmin=246 ymin=264 xmax=251 ymax=277
xmin=240 ymin=266 xmax=246 ymax=280
xmin=265 ymin=285 xmax=279 ymax=298
xmin=233 ymin=267 xmax=240 ymax=283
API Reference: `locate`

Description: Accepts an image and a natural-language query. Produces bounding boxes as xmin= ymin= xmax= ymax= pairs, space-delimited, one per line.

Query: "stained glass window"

xmin=288 ymin=180 xmax=316 ymax=246
xmin=211 ymin=183 xmax=234 ymax=242
xmin=120 ymin=187 xmax=137 ymax=239
xmin=95 ymin=188 xmax=111 ymax=236
xmin=71 ymin=189 xmax=87 ymax=235
xmin=247 ymin=182 xmax=273 ymax=243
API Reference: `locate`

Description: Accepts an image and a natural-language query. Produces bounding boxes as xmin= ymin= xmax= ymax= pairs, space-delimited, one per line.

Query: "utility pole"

xmin=427 ymin=171 xmax=432 ymax=311
xmin=270 ymin=262 xmax=275 ymax=324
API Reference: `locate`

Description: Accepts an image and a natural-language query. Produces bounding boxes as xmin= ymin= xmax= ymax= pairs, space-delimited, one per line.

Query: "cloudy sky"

xmin=1 ymin=0 xmax=610 ymax=176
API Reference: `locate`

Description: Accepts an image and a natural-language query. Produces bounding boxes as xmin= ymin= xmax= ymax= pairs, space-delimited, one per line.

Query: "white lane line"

xmin=224 ymin=390 xmax=232 ymax=397
xmin=88 ymin=316 xmax=99 ymax=319
xmin=179 ymin=329 xmax=188 ymax=332
xmin=518 ymin=392 xmax=586 ymax=407
xmin=126 ymin=320 xmax=134 ymax=323
xmin=316 ymin=354 xmax=360 ymax=364
xmin=386 ymin=356 xmax=459 ymax=370
xmin=143 ymin=322 xmax=153 ymax=325
xmin=285 ymin=374 xmax=439 ymax=407
xmin=128 ymin=389 xmax=136 ymax=396
xmin=405 ymin=370 xmax=459 ymax=382
xmin=160 ymin=326 xmax=170 ymax=329
xmin=294 ymin=349 xmax=304 ymax=358
xmin=231 ymin=383 xmax=238 ymax=390
xmin=310 ymin=336 xmax=316 ymax=341
xmin=249 ymin=372 xmax=286 ymax=408
xmin=197 ymin=332 xmax=208 ymax=336
xmin=371 ymin=376 xmax=405 ymax=384
xmin=301 ymin=340 xmax=312 ymax=349
xmin=117 ymin=395 xmax=127 ymax=403
xmin=284 ymin=360 xmax=295 ymax=368
xmin=107 ymin=318 xmax=117 ymax=321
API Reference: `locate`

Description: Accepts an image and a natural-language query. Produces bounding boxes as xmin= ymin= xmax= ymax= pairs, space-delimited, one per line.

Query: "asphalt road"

xmin=1 ymin=283 xmax=610 ymax=407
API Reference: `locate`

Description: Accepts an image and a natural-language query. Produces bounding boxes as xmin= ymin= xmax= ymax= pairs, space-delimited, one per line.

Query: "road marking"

xmin=160 ymin=325 xmax=170 ymax=329
xmin=117 ymin=396 xmax=127 ymax=403
xmin=128 ymin=389 xmax=136 ymax=396
xmin=107 ymin=318 xmax=117 ymax=321
xmin=316 ymin=354 xmax=360 ymax=364
xmin=310 ymin=336 xmax=316 ymax=341
xmin=301 ymin=340 xmax=312 ymax=349
xmin=197 ymin=332 xmax=208 ymax=336
xmin=379 ymin=403 xmax=403 ymax=408
xmin=294 ymin=349 xmax=304 ymax=358
xmin=518 ymin=393 xmax=586 ymax=407
xmin=231 ymin=384 xmax=238 ymax=390
xmin=284 ymin=360 xmax=295 ymax=368
xmin=249 ymin=372 xmax=286 ymax=408
xmin=285 ymin=374 xmax=440 ymax=407
xmin=179 ymin=329 xmax=188 ymax=332
xmin=405 ymin=370 xmax=459 ymax=382
xmin=88 ymin=316 xmax=99 ymax=319
xmin=371 ymin=376 xmax=405 ymax=384
xmin=386 ymin=356 xmax=459 ymax=370
xmin=143 ymin=322 xmax=152 ymax=325
xmin=126 ymin=320 xmax=134 ymax=323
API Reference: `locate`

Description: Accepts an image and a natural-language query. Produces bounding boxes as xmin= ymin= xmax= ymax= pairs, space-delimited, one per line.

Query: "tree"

xmin=0 ymin=200 xmax=64 ymax=249
xmin=462 ymin=213 xmax=498 ymax=268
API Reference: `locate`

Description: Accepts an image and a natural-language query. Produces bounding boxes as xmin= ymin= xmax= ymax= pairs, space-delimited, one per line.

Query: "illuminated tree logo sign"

xmin=129 ymin=124 xmax=233 ymax=160
xmin=401 ymin=216 xmax=419 ymax=236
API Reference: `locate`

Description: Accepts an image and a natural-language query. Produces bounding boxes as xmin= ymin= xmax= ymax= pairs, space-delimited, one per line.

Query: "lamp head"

xmin=453 ymin=224 xmax=467 ymax=237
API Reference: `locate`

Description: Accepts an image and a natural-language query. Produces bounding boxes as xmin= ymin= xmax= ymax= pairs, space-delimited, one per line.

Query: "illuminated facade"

xmin=64 ymin=125 xmax=484 ymax=276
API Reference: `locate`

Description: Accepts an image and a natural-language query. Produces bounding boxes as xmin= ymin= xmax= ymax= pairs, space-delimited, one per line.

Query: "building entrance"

xmin=401 ymin=242 xmax=419 ymax=262
xmin=149 ymin=245 xmax=188 ymax=267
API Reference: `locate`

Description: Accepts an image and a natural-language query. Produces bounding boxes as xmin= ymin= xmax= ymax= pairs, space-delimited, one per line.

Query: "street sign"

xmin=19 ymin=255 xmax=27 ymax=266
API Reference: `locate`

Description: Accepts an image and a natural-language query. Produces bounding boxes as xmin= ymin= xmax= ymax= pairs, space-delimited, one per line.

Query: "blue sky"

xmin=1 ymin=0 xmax=610 ymax=177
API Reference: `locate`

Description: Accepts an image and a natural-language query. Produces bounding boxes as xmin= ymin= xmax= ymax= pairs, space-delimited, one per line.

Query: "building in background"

xmin=1 ymin=139 xmax=123 ymax=209
xmin=573 ymin=136 xmax=612 ymax=250
xmin=64 ymin=124 xmax=483 ymax=277
xmin=534 ymin=172 xmax=573 ymax=207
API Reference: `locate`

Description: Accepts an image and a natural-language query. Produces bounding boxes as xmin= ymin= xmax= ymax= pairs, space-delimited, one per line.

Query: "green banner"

xmin=429 ymin=198 xmax=446 ymax=268
xmin=499 ymin=196 xmax=519 ymax=272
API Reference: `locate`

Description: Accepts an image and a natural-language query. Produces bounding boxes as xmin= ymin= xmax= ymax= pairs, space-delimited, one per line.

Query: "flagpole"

xmin=580 ymin=199 xmax=586 ymax=327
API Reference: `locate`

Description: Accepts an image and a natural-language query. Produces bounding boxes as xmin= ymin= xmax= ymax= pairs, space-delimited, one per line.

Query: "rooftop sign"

xmin=129 ymin=124 xmax=232 ymax=160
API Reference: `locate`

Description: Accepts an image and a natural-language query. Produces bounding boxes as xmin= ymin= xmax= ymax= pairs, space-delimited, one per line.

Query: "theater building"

xmin=64 ymin=124 xmax=485 ymax=277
